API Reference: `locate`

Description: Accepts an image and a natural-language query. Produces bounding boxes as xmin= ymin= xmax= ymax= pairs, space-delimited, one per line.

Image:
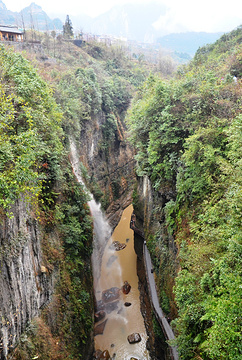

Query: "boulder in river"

xmin=94 ymin=319 xmax=108 ymax=336
xmin=124 ymin=302 xmax=132 ymax=307
xmin=105 ymin=300 xmax=119 ymax=314
xmin=93 ymin=349 xmax=111 ymax=360
xmin=95 ymin=299 xmax=105 ymax=312
xmin=122 ymin=280 xmax=131 ymax=294
xmin=100 ymin=350 xmax=111 ymax=359
xmin=93 ymin=349 xmax=102 ymax=359
xmin=94 ymin=310 xmax=106 ymax=323
xmin=109 ymin=241 xmax=126 ymax=251
xmin=102 ymin=287 xmax=120 ymax=303
xmin=127 ymin=333 xmax=141 ymax=344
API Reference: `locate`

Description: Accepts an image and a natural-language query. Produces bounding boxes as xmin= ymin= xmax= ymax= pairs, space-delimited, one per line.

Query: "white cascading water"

xmin=69 ymin=140 xmax=116 ymax=283
xmin=70 ymin=140 xmax=150 ymax=360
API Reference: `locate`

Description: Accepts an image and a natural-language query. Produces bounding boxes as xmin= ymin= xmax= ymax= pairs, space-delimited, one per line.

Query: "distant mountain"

xmin=0 ymin=0 xmax=18 ymax=25
xmin=0 ymin=1 xmax=62 ymax=31
xmin=73 ymin=2 xmax=168 ymax=43
xmin=157 ymin=32 xmax=224 ymax=55
xmin=20 ymin=3 xmax=62 ymax=31
xmin=71 ymin=4 xmax=223 ymax=53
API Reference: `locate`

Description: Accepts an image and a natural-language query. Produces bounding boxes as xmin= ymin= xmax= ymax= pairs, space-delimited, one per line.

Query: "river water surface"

xmin=94 ymin=205 xmax=150 ymax=360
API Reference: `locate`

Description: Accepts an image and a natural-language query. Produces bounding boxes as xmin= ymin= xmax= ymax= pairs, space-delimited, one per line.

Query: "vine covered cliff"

xmin=127 ymin=26 xmax=242 ymax=360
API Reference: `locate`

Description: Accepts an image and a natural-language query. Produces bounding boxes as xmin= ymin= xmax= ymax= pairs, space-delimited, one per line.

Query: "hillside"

xmin=127 ymin=26 xmax=242 ymax=360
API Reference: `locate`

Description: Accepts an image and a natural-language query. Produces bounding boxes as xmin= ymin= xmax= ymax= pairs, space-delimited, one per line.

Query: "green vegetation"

xmin=0 ymin=44 xmax=93 ymax=358
xmin=63 ymin=15 xmax=74 ymax=39
xmin=127 ymin=26 xmax=242 ymax=359
xmin=0 ymin=45 xmax=63 ymax=213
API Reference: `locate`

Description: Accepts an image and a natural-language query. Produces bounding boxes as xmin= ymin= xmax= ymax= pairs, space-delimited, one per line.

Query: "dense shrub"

xmin=127 ymin=27 xmax=242 ymax=359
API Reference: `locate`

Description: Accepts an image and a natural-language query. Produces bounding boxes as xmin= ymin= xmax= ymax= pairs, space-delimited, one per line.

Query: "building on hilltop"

xmin=0 ymin=25 xmax=24 ymax=42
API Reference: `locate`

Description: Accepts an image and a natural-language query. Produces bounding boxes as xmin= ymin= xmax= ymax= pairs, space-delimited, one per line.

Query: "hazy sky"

xmin=5 ymin=0 xmax=242 ymax=33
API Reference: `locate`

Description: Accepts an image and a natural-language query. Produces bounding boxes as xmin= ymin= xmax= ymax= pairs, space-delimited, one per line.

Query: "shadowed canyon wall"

xmin=0 ymin=199 xmax=55 ymax=358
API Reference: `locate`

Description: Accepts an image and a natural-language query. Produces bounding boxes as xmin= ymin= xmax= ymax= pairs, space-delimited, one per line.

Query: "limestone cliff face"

xmin=0 ymin=199 xmax=55 ymax=359
xmin=136 ymin=175 xmax=177 ymax=252
xmin=77 ymin=111 xmax=135 ymax=229
xmin=134 ymin=175 xmax=179 ymax=319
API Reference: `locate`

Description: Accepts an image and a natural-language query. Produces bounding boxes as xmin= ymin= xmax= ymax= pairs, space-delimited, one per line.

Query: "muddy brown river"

xmin=70 ymin=142 xmax=150 ymax=360
xmin=94 ymin=205 xmax=150 ymax=360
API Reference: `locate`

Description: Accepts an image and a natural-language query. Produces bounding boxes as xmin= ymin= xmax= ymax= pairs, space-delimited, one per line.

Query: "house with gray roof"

xmin=0 ymin=25 xmax=24 ymax=42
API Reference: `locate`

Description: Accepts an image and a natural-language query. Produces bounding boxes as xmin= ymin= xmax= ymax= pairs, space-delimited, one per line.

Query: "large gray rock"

xmin=95 ymin=299 xmax=105 ymax=311
xmin=105 ymin=300 xmax=119 ymax=314
xmin=102 ymin=287 xmax=120 ymax=303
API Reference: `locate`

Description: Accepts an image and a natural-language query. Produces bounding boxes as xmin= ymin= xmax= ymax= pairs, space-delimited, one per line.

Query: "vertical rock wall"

xmin=0 ymin=199 xmax=54 ymax=359
xmin=136 ymin=175 xmax=178 ymax=256
xmin=134 ymin=174 xmax=179 ymax=317
xmin=77 ymin=111 xmax=135 ymax=229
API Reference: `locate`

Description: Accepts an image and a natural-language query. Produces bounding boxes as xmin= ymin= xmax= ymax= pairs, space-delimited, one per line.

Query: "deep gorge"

xmin=1 ymin=25 xmax=242 ymax=360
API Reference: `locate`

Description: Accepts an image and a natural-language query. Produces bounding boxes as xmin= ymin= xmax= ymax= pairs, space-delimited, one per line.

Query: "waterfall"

xmin=69 ymin=140 xmax=120 ymax=284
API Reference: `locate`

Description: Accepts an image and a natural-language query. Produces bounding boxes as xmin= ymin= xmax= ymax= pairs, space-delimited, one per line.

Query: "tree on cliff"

xmin=63 ymin=15 xmax=73 ymax=39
